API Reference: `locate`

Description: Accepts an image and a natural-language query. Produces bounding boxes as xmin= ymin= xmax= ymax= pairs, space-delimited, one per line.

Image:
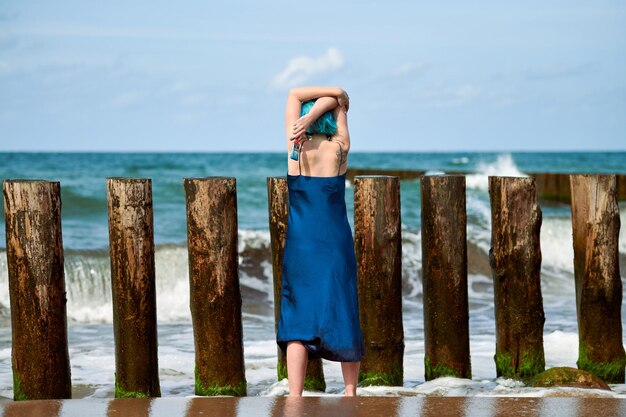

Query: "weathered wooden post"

xmin=3 ymin=180 xmax=72 ymax=400
xmin=488 ymin=176 xmax=545 ymax=379
xmin=570 ymin=174 xmax=625 ymax=383
xmin=618 ymin=174 xmax=626 ymax=201
xmin=184 ymin=177 xmax=246 ymax=396
xmin=420 ymin=175 xmax=471 ymax=380
xmin=353 ymin=176 xmax=404 ymax=386
xmin=106 ymin=178 xmax=161 ymax=398
xmin=267 ymin=177 xmax=325 ymax=391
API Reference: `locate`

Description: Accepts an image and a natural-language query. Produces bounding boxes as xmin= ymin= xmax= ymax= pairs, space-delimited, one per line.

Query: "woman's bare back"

xmin=292 ymin=134 xmax=346 ymax=177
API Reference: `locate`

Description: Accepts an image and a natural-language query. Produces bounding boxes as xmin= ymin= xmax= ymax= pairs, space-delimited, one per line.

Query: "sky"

xmin=0 ymin=1 xmax=625 ymax=152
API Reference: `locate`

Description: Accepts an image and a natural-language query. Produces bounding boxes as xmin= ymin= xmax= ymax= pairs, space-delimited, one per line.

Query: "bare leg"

xmin=286 ymin=341 xmax=308 ymax=397
xmin=341 ymin=361 xmax=360 ymax=396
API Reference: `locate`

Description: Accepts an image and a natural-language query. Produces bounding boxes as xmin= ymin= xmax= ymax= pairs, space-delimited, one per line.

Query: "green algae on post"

xmin=194 ymin=362 xmax=247 ymax=397
xmin=195 ymin=379 xmax=247 ymax=397
xmin=358 ymin=365 xmax=403 ymax=387
xmin=424 ymin=356 xmax=471 ymax=380
xmin=577 ymin=346 xmax=626 ymax=384
xmin=115 ymin=377 xmax=150 ymax=398
xmin=303 ymin=375 xmax=326 ymax=392
xmin=494 ymin=351 xmax=545 ymax=380
xmin=13 ymin=372 xmax=27 ymax=401
xmin=277 ymin=360 xmax=288 ymax=381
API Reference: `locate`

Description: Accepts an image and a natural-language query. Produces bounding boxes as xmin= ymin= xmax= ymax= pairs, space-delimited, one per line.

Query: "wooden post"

xmin=353 ymin=176 xmax=404 ymax=386
xmin=106 ymin=178 xmax=160 ymax=398
xmin=184 ymin=177 xmax=246 ymax=396
xmin=534 ymin=173 xmax=571 ymax=203
xmin=3 ymin=180 xmax=71 ymax=400
xmin=488 ymin=176 xmax=545 ymax=379
xmin=420 ymin=175 xmax=471 ymax=380
xmin=618 ymin=174 xmax=626 ymax=201
xmin=267 ymin=177 xmax=325 ymax=391
xmin=570 ymin=174 xmax=625 ymax=383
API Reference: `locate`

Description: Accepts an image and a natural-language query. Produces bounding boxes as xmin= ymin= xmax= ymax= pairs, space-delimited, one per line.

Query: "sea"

xmin=0 ymin=151 xmax=625 ymax=398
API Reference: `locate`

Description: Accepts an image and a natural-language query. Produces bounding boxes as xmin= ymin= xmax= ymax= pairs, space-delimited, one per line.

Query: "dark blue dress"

xmin=277 ymin=145 xmax=365 ymax=362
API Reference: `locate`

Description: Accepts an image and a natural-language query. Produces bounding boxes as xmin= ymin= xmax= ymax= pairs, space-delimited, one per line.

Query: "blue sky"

xmin=0 ymin=1 xmax=624 ymax=151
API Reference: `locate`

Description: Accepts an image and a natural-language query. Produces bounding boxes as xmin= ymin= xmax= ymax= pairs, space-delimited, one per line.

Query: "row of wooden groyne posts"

xmin=2 ymin=172 xmax=625 ymax=401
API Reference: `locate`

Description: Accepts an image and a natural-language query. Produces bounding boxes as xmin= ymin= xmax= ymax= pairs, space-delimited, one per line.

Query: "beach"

xmin=2 ymin=396 xmax=626 ymax=417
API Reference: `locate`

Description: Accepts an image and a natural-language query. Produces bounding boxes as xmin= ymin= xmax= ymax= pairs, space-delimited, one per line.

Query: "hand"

xmin=289 ymin=133 xmax=307 ymax=145
xmin=292 ymin=114 xmax=313 ymax=138
xmin=337 ymin=90 xmax=349 ymax=112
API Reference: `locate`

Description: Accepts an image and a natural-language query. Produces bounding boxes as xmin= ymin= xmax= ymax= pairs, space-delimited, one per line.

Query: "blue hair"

xmin=300 ymin=100 xmax=337 ymax=136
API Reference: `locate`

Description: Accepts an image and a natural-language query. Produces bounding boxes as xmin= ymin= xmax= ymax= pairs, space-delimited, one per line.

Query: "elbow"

xmin=288 ymin=88 xmax=302 ymax=100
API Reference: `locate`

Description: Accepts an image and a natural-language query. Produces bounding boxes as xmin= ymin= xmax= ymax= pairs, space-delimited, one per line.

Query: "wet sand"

xmin=1 ymin=396 xmax=625 ymax=417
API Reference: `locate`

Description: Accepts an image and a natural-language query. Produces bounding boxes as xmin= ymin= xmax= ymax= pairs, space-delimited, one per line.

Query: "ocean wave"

xmin=0 ymin=231 xmax=276 ymax=323
xmin=466 ymin=154 xmax=527 ymax=191
xmin=0 ymin=213 xmax=620 ymax=324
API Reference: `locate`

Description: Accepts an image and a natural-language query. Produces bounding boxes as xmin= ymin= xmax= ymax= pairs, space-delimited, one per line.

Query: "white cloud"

xmin=271 ymin=48 xmax=344 ymax=90
xmin=388 ymin=62 xmax=427 ymax=78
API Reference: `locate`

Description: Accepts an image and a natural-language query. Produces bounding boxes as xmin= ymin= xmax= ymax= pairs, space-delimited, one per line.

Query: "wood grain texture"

xmin=185 ymin=177 xmax=246 ymax=396
xmin=3 ymin=180 xmax=71 ymax=400
xmin=420 ymin=175 xmax=471 ymax=380
xmin=489 ymin=176 xmax=545 ymax=379
xmin=107 ymin=178 xmax=160 ymax=397
xmin=354 ymin=176 xmax=404 ymax=386
xmin=570 ymin=174 xmax=625 ymax=383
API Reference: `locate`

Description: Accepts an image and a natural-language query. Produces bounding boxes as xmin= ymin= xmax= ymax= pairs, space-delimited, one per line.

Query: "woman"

xmin=276 ymin=86 xmax=365 ymax=397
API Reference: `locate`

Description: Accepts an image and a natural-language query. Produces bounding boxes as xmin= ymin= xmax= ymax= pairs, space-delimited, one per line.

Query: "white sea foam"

xmin=540 ymin=217 xmax=575 ymax=273
xmin=423 ymin=170 xmax=446 ymax=176
xmin=238 ymin=229 xmax=271 ymax=253
xmin=401 ymin=227 xmax=422 ymax=298
xmin=451 ymin=156 xmax=470 ymax=165
xmin=466 ymin=195 xmax=492 ymax=254
xmin=466 ymin=154 xmax=527 ymax=191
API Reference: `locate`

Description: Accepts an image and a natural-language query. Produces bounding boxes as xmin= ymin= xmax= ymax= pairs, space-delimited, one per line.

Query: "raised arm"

xmin=286 ymin=87 xmax=349 ymax=141
xmin=332 ymin=104 xmax=350 ymax=152
xmin=289 ymin=86 xmax=344 ymax=102
xmin=290 ymin=96 xmax=338 ymax=139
